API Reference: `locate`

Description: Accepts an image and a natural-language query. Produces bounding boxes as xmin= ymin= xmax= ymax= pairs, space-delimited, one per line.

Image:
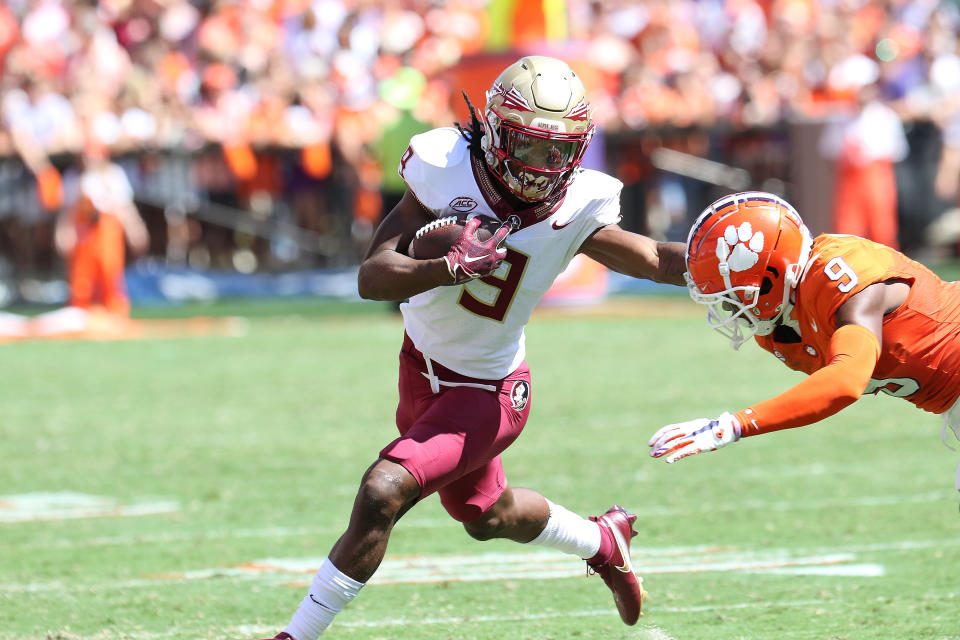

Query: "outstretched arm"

xmin=578 ymin=225 xmax=687 ymax=286
xmin=649 ymin=281 xmax=906 ymax=463
xmin=732 ymin=323 xmax=879 ymax=435
xmin=732 ymin=281 xmax=903 ymax=436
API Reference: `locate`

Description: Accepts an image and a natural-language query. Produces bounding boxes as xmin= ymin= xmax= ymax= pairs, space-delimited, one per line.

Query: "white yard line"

xmin=0 ymin=548 xmax=886 ymax=594
xmin=240 ymin=550 xmax=883 ymax=584
xmin=12 ymin=519 xmax=455 ymax=550
xmin=11 ymin=489 xmax=952 ymax=550
xmin=5 ymin=531 xmax=958 ymax=595
xmin=0 ymin=492 xmax=179 ymax=523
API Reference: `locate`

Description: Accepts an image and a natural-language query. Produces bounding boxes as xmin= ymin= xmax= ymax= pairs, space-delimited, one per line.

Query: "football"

xmin=407 ymin=214 xmax=503 ymax=260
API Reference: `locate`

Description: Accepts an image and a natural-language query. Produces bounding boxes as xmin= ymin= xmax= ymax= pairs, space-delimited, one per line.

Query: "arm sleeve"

xmin=734 ymin=324 xmax=881 ymax=437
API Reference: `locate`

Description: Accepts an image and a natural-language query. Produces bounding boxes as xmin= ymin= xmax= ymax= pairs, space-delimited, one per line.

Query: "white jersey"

xmin=80 ymin=163 xmax=134 ymax=214
xmin=398 ymin=127 xmax=622 ymax=379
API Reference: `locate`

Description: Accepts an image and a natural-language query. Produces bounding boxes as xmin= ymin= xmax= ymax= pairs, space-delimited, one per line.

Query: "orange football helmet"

xmin=685 ymin=192 xmax=813 ymax=349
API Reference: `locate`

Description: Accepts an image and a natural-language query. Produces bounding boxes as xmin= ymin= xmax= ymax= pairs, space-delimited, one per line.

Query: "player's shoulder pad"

xmin=561 ymin=168 xmax=623 ymax=228
xmin=799 ymin=234 xmax=836 ymax=282
xmin=569 ymin=168 xmax=623 ymax=201
xmin=407 ymin=127 xmax=469 ymax=171
xmin=804 ymin=234 xmax=864 ymax=275
xmin=797 ymin=233 xmax=875 ymax=307
xmin=399 ymin=128 xmax=471 ymax=214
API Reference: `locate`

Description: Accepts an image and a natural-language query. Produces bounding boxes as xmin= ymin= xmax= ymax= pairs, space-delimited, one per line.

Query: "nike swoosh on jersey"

xmin=551 ymin=219 xmax=574 ymax=230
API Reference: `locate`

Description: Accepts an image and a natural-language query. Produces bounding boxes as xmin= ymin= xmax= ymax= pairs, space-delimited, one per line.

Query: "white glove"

xmin=648 ymin=412 xmax=741 ymax=464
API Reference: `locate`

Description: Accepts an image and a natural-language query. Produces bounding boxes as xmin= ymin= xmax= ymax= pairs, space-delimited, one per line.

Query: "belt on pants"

xmin=402 ymin=333 xmax=500 ymax=394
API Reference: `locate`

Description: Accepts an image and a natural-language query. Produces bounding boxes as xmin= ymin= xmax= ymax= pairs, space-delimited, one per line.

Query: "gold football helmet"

xmin=481 ymin=56 xmax=594 ymax=202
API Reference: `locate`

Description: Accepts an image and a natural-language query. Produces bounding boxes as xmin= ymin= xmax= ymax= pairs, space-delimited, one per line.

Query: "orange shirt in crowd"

xmin=67 ymin=196 xmax=130 ymax=315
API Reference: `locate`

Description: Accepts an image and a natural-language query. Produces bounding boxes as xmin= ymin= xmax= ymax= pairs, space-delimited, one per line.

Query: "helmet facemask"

xmin=687 ymin=267 xmax=798 ymax=350
xmin=481 ymin=56 xmax=594 ymax=203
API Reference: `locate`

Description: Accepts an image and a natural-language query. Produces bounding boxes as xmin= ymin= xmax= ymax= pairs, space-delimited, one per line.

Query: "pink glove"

xmin=444 ymin=218 xmax=512 ymax=284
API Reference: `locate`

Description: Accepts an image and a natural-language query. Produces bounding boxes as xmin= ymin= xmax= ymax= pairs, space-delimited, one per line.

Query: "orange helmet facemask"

xmin=685 ymin=192 xmax=813 ymax=349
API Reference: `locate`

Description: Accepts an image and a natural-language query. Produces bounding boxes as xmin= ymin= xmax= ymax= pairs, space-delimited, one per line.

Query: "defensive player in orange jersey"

xmin=648 ymin=191 xmax=960 ymax=492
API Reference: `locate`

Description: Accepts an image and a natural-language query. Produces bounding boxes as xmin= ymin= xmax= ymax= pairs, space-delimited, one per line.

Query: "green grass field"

xmin=1 ymin=297 xmax=958 ymax=640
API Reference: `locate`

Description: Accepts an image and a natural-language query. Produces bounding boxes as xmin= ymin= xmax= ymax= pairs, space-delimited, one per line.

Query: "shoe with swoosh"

xmin=587 ymin=505 xmax=647 ymax=625
xmin=254 ymin=633 xmax=293 ymax=639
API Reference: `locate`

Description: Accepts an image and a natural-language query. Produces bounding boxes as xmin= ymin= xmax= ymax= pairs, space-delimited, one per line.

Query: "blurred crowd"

xmin=2 ymin=0 xmax=959 ymax=151
xmin=0 ymin=0 xmax=959 ymax=284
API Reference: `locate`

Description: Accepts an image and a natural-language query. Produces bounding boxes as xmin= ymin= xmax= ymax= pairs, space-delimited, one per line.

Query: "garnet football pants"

xmin=381 ymin=335 xmax=532 ymax=522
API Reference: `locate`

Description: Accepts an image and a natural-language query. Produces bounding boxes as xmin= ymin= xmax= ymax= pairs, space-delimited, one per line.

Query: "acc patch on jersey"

xmin=510 ymin=380 xmax=530 ymax=411
xmin=448 ymin=196 xmax=477 ymax=213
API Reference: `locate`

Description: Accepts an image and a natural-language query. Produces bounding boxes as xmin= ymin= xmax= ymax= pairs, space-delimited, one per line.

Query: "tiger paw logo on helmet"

xmin=716 ymin=222 xmax=765 ymax=272
xmin=685 ymin=191 xmax=813 ymax=349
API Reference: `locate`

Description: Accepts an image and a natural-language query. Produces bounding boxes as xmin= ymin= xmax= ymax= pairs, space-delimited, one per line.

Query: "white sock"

xmin=528 ymin=499 xmax=602 ymax=559
xmin=284 ymin=557 xmax=364 ymax=640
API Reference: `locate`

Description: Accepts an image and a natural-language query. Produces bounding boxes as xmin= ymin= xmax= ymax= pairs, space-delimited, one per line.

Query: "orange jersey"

xmin=755 ymin=234 xmax=960 ymax=415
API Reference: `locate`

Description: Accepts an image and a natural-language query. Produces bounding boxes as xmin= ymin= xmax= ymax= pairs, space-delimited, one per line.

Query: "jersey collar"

xmin=469 ymin=153 xmax=565 ymax=230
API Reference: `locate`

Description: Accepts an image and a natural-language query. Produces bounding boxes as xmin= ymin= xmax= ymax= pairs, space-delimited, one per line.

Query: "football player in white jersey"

xmin=256 ymin=56 xmax=686 ymax=640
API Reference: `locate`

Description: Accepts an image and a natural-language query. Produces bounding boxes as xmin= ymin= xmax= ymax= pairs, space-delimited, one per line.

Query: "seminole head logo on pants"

xmin=510 ymin=380 xmax=530 ymax=411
